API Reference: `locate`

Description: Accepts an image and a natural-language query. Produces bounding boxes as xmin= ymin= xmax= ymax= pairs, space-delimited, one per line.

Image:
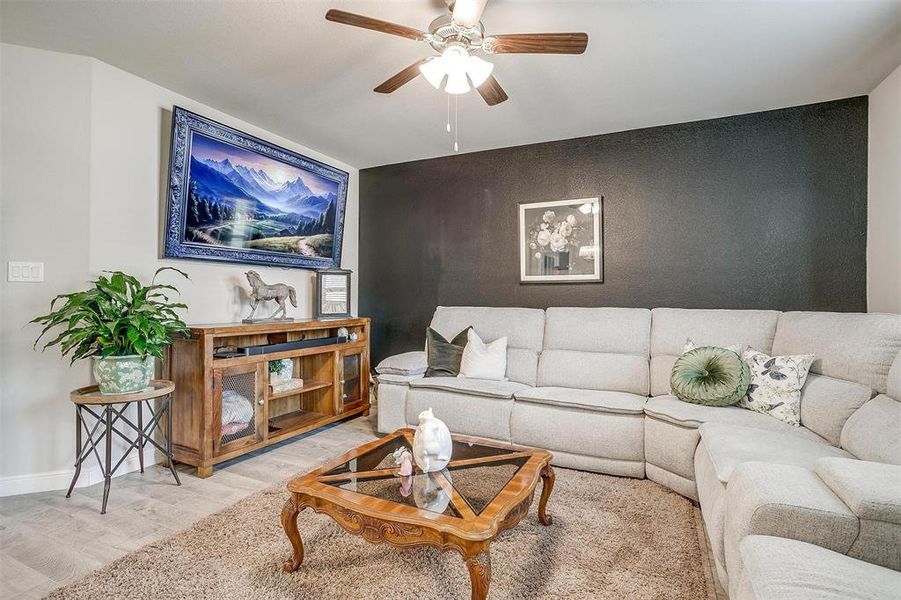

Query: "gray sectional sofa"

xmin=376 ymin=306 xmax=901 ymax=597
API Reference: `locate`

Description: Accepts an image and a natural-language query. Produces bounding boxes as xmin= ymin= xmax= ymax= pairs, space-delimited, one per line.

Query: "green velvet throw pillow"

xmin=425 ymin=326 xmax=471 ymax=378
xmin=670 ymin=346 xmax=750 ymax=407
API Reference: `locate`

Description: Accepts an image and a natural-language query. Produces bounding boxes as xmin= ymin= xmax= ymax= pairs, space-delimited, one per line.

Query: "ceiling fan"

xmin=325 ymin=0 xmax=588 ymax=106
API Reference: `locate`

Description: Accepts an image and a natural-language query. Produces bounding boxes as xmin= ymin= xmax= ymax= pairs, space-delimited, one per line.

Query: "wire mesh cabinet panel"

xmin=213 ymin=362 xmax=265 ymax=455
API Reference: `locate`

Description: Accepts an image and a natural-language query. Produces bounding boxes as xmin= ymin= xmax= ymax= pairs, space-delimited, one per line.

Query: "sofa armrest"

xmin=815 ymin=457 xmax=901 ymax=525
xmin=375 ymin=351 xmax=428 ymax=377
xmin=376 ymin=373 xmax=424 ymax=385
xmin=723 ymin=461 xmax=859 ymax=591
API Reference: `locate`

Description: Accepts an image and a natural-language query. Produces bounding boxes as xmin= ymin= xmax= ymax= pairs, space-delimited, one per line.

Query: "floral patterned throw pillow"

xmin=740 ymin=348 xmax=815 ymax=426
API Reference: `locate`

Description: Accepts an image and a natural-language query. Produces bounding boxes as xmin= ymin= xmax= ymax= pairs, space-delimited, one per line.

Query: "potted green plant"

xmin=31 ymin=268 xmax=190 ymax=394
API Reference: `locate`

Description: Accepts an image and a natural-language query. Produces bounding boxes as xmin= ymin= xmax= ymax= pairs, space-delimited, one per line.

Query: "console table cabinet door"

xmin=339 ymin=348 xmax=368 ymax=412
xmin=213 ymin=362 xmax=266 ymax=455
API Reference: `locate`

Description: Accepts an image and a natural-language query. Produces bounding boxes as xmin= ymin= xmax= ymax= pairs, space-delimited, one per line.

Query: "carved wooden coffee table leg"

xmin=538 ymin=464 xmax=555 ymax=526
xmin=465 ymin=549 xmax=491 ymax=600
xmin=281 ymin=496 xmax=304 ymax=572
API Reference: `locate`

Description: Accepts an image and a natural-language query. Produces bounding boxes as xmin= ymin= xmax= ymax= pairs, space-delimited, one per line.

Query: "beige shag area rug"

xmin=49 ymin=469 xmax=716 ymax=599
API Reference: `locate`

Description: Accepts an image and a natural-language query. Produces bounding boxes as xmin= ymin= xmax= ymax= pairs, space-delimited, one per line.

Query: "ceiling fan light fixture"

xmin=444 ymin=70 xmax=471 ymax=94
xmin=466 ymin=55 xmax=494 ymax=87
xmin=419 ymin=57 xmax=446 ymax=89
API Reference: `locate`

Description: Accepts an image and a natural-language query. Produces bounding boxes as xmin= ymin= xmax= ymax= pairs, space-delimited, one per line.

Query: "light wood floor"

xmin=0 ymin=413 xmax=380 ymax=599
xmin=0 ymin=411 xmax=725 ymax=599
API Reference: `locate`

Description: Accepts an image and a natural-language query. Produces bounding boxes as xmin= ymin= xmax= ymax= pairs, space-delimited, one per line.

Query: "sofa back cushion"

xmin=649 ymin=308 xmax=780 ymax=397
xmin=799 ymin=374 xmax=873 ymax=446
xmin=888 ymin=348 xmax=901 ymax=401
xmin=840 ymin=395 xmax=901 ymax=465
xmin=429 ymin=306 xmax=545 ymax=386
xmin=772 ymin=312 xmax=901 ymax=394
xmin=537 ymin=307 xmax=650 ymax=394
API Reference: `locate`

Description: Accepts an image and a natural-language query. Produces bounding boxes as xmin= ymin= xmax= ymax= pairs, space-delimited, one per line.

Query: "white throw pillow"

xmin=740 ymin=348 xmax=815 ymax=426
xmin=457 ymin=329 xmax=508 ymax=381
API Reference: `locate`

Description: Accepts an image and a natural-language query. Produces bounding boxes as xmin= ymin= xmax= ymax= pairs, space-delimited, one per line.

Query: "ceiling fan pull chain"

xmin=454 ymin=95 xmax=459 ymax=152
xmin=446 ymin=93 xmax=451 ymax=133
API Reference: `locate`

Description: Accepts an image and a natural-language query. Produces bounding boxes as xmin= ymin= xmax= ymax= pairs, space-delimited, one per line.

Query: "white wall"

xmin=0 ymin=43 xmax=359 ymax=496
xmin=867 ymin=64 xmax=901 ymax=313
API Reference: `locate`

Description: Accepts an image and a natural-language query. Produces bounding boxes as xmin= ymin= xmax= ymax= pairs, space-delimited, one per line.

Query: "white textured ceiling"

xmin=2 ymin=0 xmax=900 ymax=168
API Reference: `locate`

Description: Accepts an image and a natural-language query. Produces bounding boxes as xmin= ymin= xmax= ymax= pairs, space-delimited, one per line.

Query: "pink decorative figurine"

xmin=393 ymin=447 xmax=414 ymax=476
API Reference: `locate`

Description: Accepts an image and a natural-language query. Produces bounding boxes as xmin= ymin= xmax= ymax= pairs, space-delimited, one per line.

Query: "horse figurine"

xmin=244 ymin=270 xmax=297 ymax=322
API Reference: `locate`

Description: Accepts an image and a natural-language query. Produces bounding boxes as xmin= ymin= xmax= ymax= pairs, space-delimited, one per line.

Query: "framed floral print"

xmin=519 ymin=197 xmax=603 ymax=283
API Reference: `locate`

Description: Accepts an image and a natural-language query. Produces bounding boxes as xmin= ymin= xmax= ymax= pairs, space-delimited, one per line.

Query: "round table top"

xmin=70 ymin=379 xmax=175 ymax=404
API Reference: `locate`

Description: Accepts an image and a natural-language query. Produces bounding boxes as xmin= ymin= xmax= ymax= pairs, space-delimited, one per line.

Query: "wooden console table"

xmin=164 ymin=318 xmax=370 ymax=477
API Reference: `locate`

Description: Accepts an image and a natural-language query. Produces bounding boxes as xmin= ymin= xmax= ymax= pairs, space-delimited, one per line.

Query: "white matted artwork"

xmin=519 ymin=197 xmax=603 ymax=283
xmin=314 ymin=268 xmax=352 ymax=318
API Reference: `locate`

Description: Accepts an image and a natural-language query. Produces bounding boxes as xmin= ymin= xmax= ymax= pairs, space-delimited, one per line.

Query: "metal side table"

xmin=67 ymin=379 xmax=181 ymax=514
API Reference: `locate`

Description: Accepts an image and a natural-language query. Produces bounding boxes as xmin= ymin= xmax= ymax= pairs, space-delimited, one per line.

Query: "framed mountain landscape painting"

xmin=164 ymin=106 xmax=348 ymax=269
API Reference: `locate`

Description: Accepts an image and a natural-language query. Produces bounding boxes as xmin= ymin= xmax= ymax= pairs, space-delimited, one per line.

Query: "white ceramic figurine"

xmin=412 ymin=408 xmax=452 ymax=472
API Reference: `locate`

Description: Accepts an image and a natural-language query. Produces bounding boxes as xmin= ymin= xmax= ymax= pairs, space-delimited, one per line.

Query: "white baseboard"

xmin=0 ymin=453 xmax=146 ymax=497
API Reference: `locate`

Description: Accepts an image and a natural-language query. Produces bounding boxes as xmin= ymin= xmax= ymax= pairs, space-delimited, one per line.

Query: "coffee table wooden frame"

xmin=281 ymin=428 xmax=554 ymax=599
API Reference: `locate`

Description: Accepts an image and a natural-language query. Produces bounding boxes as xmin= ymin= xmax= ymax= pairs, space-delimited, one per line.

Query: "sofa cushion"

xmin=650 ymin=308 xmax=780 ymax=397
xmin=771 ymin=311 xmax=901 ymax=394
xmin=543 ymin=307 xmax=651 ymax=355
xmin=430 ymin=306 xmax=545 ymax=386
xmin=698 ymin=422 xmax=850 ymax=483
xmin=650 ymin=356 xmax=678 ymax=397
xmin=671 ymin=346 xmax=750 ymax=407
xmin=840 ymin=395 xmax=901 ymax=464
xmin=739 ymin=348 xmax=815 ymax=427
xmin=514 ymin=387 xmax=646 ymax=415
xmin=510 ymin=401 xmax=645 ymax=472
xmin=458 ymin=328 xmax=507 ymax=381
xmin=425 ymin=326 xmax=470 ymax=377
xmin=797 ymin=374 xmax=873 ymax=446
xmin=537 ymin=307 xmax=650 ymax=395
xmin=537 ymin=350 xmax=649 ymax=395
xmin=375 ymin=351 xmax=428 ymax=376
xmin=815 ymin=457 xmax=901 ymax=525
xmin=724 ymin=462 xmax=859 ymax=586
xmin=651 ymin=308 xmax=781 ymax=358
xmin=734 ymin=536 xmax=901 ymax=600
xmin=406 ymin=388 xmax=513 ymax=442
xmin=408 ymin=376 xmax=529 ymax=399
xmin=644 ymin=395 xmax=826 ymax=439
xmin=430 ymin=306 xmax=544 ymax=351
xmin=644 ymin=396 xmax=825 ymax=493
xmin=889 ymin=349 xmax=901 ymax=399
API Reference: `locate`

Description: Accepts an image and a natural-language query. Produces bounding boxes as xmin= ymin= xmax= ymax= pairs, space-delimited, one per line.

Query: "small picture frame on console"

xmin=315 ymin=269 xmax=352 ymax=319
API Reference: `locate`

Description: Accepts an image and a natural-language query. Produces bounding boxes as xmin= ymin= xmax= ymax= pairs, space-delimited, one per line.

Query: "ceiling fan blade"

xmin=452 ymin=0 xmax=489 ymax=28
xmin=486 ymin=33 xmax=588 ymax=54
xmin=325 ymin=9 xmax=427 ymax=42
xmin=374 ymin=59 xmax=429 ymax=94
xmin=476 ymin=75 xmax=508 ymax=106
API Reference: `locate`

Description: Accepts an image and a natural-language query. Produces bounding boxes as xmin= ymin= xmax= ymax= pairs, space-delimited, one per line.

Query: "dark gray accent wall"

xmin=360 ymin=97 xmax=868 ymax=362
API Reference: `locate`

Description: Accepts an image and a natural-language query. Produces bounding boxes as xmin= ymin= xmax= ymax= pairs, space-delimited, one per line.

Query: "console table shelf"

xmin=164 ymin=317 xmax=370 ymax=477
xmin=269 ymin=380 xmax=332 ymax=401
xmin=268 ymin=409 xmax=327 ymax=432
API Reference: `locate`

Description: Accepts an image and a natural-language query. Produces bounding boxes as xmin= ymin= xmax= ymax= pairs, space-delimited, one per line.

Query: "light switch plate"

xmin=8 ymin=262 xmax=44 ymax=282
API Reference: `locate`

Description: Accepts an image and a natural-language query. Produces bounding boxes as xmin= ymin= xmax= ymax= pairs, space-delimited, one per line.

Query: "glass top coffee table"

xmin=280 ymin=428 xmax=554 ymax=599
